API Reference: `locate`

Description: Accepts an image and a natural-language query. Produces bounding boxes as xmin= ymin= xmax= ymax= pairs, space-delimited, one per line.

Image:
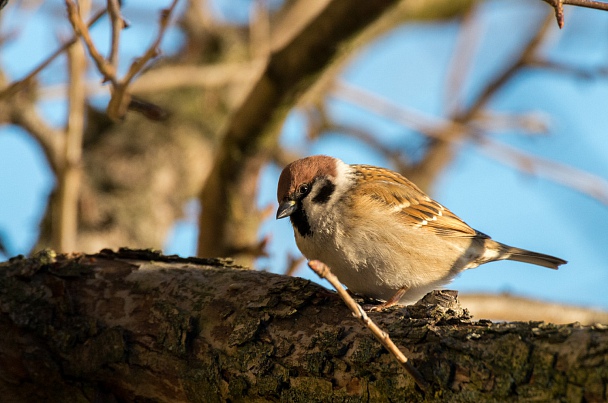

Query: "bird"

xmin=276 ymin=155 xmax=567 ymax=310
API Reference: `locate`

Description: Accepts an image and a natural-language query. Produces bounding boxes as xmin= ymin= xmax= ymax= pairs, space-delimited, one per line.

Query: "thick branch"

xmin=0 ymin=249 xmax=606 ymax=401
xmin=197 ymin=0 xmax=399 ymax=263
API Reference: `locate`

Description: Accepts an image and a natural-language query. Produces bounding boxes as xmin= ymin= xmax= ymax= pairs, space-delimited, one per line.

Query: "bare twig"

xmin=106 ymin=0 xmax=179 ymax=120
xmin=107 ymin=0 xmax=123 ymax=67
xmin=283 ymin=254 xmax=305 ymax=277
xmin=332 ymin=81 xmax=608 ymax=205
xmin=0 ymin=7 xmax=107 ymax=100
xmin=458 ymin=12 xmax=554 ymax=122
xmin=528 ymin=58 xmax=608 ymax=79
xmin=65 ymin=0 xmax=179 ymax=120
xmin=542 ymin=0 xmax=608 ymax=28
xmin=121 ymin=1 xmax=178 ymax=86
xmin=477 ymin=136 xmax=608 ymax=205
xmin=444 ymin=5 xmax=481 ymax=116
xmin=308 ymin=260 xmax=429 ymax=392
xmin=65 ymin=0 xmax=117 ymax=84
xmin=473 ymin=111 xmax=550 ymax=134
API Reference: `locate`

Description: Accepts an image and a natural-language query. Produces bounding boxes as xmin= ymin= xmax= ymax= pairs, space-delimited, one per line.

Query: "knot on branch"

xmin=408 ymin=290 xmax=471 ymax=323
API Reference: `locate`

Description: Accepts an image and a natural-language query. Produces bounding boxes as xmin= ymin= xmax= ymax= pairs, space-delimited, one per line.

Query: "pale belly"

xmin=294 ymin=222 xmax=470 ymax=305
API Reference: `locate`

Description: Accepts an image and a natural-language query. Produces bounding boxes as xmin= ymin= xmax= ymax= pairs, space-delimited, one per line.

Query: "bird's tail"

xmin=484 ymin=240 xmax=567 ymax=270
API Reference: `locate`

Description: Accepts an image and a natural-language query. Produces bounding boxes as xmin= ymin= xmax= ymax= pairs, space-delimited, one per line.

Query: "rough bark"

xmin=0 ymin=249 xmax=606 ymax=402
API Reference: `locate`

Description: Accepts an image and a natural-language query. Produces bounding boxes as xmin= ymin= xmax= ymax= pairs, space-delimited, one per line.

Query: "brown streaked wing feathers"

xmin=352 ymin=165 xmax=478 ymax=238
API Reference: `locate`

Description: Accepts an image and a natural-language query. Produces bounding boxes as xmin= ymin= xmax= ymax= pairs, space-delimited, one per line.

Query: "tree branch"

xmin=0 ymin=7 xmax=107 ymax=100
xmin=0 ymin=249 xmax=606 ymax=401
xmin=64 ymin=0 xmax=179 ymax=120
xmin=541 ymin=0 xmax=608 ymax=28
xmin=65 ymin=0 xmax=118 ymax=84
xmin=197 ymin=0 xmax=400 ymax=264
xmin=333 ymin=81 xmax=608 ymax=205
xmin=52 ymin=3 xmax=89 ymax=253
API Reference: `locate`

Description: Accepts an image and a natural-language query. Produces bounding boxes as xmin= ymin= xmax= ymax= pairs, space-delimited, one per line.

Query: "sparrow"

xmin=276 ymin=155 xmax=566 ymax=310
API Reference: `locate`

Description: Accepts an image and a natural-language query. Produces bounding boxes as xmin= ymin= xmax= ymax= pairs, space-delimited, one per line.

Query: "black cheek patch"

xmin=290 ymin=208 xmax=312 ymax=238
xmin=312 ymin=182 xmax=336 ymax=204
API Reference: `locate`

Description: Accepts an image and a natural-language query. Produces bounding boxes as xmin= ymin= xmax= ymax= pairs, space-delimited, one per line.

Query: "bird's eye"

xmin=298 ymin=184 xmax=310 ymax=195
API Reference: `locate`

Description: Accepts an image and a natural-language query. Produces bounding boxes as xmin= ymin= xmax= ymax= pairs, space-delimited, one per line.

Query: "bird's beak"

xmin=276 ymin=200 xmax=297 ymax=219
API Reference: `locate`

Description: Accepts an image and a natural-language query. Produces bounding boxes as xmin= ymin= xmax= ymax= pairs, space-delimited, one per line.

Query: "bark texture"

xmin=0 ymin=249 xmax=606 ymax=402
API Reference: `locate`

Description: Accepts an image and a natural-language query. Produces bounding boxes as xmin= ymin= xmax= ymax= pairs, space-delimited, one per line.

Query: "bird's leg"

xmin=368 ymin=286 xmax=409 ymax=312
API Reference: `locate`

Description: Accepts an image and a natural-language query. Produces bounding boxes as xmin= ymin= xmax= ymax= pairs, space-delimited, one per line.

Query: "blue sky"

xmin=1 ymin=0 xmax=607 ymax=310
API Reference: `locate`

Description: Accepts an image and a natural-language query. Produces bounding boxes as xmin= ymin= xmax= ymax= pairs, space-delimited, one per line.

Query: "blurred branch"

xmin=303 ymin=101 xmax=409 ymax=168
xmin=0 ymin=7 xmax=107 ymax=100
xmin=477 ymin=136 xmax=608 ymax=204
xmin=65 ymin=0 xmax=117 ymax=84
xmin=197 ymin=0 xmax=399 ymax=264
xmin=131 ymin=62 xmax=263 ymax=93
xmin=444 ymin=5 xmax=481 ymax=116
xmin=36 ymin=62 xmax=262 ymax=100
xmin=283 ymin=254 xmax=305 ymax=277
xmin=332 ymin=81 xmax=443 ymax=133
xmin=107 ymin=0 xmax=123 ymax=67
xmin=250 ymin=0 xmax=270 ymax=60
xmin=333 ymin=81 xmax=608 ymax=205
xmin=458 ymin=13 xmax=554 ymax=121
xmin=7 ymin=95 xmax=65 ymax=174
xmin=460 ymin=293 xmax=608 ymax=324
xmin=528 ymin=59 xmax=608 ymax=78
xmin=541 ymin=0 xmax=608 ymax=28
xmin=473 ymin=111 xmax=550 ymax=134
xmin=65 ymin=0 xmax=179 ymax=120
xmin=52 ymin=1 xmax=89 ymax=253
xmin=407 ymin=12 xmax=553 ymax=190
xmin=121 ymin=3 xmax=175 ymax=86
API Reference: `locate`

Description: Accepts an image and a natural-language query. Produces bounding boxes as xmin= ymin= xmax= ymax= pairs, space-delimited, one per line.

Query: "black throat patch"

xmin=290 ymin=207 xmax=312 ymax=238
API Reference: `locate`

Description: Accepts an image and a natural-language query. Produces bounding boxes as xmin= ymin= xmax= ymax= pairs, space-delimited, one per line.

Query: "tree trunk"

xmin=0 ymin=249 xmax=606 ymax=402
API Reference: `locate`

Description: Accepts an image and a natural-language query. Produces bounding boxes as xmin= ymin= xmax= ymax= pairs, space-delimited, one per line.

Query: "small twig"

xmin=108 ymin=0 xmax=179 ymax=120
xmin=542 ymin=0 xmax=608 ymax=28
xmin=121 ymin=1 xmax=178 ymax=86
xmin=0 ymin=7 xmax=107 ymax=100
xmin=444 ymin=4 xmax=482 ymax=116
xmin=107 ymin=0 xmax=123 ymax=67
xmin=65 ymin=0 xmax=117 ymax=84
xmin=473 ymin=111 xmax=550 ymax=134
xmin=64 ymin=0 xmax=179 ymax=120
xmin=458 ymin=12 xmax=554 ymax=122
xmin=477 ymin=136 xmax=608 ymax=205
xmin=283 ymin=254 xmax=305 ymax=277
xmin=307 ymin=260 xmax=429 ymax=392
xmin=528 ymin=59 xmax=608 ymax=79
xmin=553 ymin=0 xmax=565 ymax=28
xmin=333 ymin=80 xmax=608 ymax=205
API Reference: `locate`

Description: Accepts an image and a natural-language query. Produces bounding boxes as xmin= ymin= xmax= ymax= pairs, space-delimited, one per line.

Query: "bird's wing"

xmin=352 ymin=165 xmax=483 ymax=238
